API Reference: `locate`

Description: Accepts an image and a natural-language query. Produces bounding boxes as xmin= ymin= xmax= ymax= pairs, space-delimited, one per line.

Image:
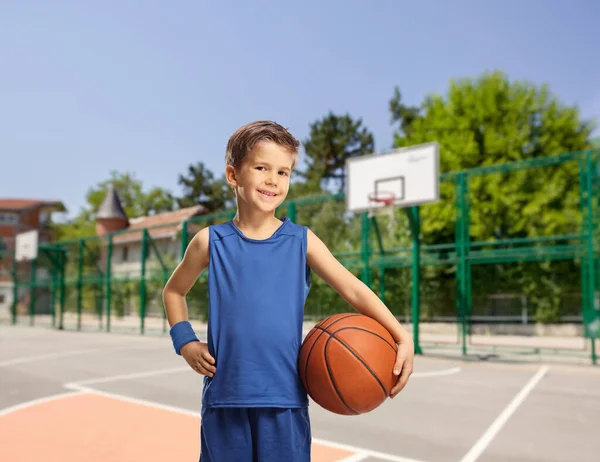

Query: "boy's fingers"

xmin=202 ymin=360 xmax=216 ymax=373
xmin=393 ymin=358 xmax=404 ymax=375
xmin=390 ymin=359 xmax=412 ymax=398
xmin=195 ymin=362 xmax=213 ymax=377
xmin=202 ymin=352 xmax=215 ymax=364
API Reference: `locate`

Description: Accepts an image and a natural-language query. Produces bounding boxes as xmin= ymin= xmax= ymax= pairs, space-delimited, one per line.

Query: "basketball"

xmin=298 ymin=313 xmax=398 ymax=415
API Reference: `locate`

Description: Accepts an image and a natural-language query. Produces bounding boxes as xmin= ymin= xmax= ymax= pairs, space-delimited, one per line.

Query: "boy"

xmin=163 ymin=120 xmax=414 ymax=461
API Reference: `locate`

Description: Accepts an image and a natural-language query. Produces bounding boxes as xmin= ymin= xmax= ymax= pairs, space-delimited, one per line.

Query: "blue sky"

xmin=2 ymin=0 xmax=599 ymax=219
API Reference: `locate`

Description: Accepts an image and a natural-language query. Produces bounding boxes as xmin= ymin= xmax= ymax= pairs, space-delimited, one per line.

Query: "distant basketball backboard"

xmin=346 ymin=142 xmax=440 ymax=214
xmin=15 ymin=230 xmax=38 ymax=262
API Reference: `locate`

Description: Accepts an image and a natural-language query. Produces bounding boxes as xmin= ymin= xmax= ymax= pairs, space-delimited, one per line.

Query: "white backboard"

xmin=346 ymin=142 xmax=440 ymax=213
xmin=15 ymin=230 xmax=38 ymax=261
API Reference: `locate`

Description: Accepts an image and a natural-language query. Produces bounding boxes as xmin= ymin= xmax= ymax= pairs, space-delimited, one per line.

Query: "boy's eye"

xmin=255 ymin=166 xmax=266 ymax=171
xmin=279 ymin=171 xmax=288 ymax=176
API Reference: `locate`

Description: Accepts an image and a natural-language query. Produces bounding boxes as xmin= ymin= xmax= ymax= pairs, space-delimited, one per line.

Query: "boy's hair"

xmin=225 ymin=120 xmax=300 ymax=169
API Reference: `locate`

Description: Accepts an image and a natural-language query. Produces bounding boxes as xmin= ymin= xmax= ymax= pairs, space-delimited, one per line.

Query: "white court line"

xmin=65 ymin=384 xmax=202 ymax=418
xmin=0 ymin=390 xmax=85 ymax=417
xmin=3 ymin=363 xmax=427 ymax=462
xmin=0 ymin=349 xmax=101 ymax=367
xmin=412 ymin=367 xmax=461 ymax=378
xmin=311 ymin=437 xmax=424 ymax=462
xmin=338 ymin=453 xmax=370 ymax=461
xmin=459 ymin=365 xmax=549 ymax=462
xmin=64 ymin=366 xmax=190 ymax=387
xmin=69 ymin=382 xmax=426 ymax=462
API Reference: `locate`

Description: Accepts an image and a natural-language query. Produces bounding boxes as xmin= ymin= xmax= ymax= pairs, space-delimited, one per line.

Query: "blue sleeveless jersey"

xmin=202 ymin=218 xmax=311 ymax=408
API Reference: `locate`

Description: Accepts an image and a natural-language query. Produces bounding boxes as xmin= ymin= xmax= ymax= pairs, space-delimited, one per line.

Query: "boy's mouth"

xmin=258 ymin=189 xmax=277 ymax=197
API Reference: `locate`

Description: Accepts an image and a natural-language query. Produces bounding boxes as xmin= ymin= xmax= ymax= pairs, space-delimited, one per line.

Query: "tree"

xmin=52 ymin=171 xmax=175 ymax=241
xmin=391 ymin=70 xmax=595 ymax=243
xmin=177 ymin=161 xmax=234 ymax=212
xmin=86 ymin=171 xmax=175 ymax=218
xmin=389 ymin=86 xmax=421 ymax=139
xmin=301 ymin=112 xmax=375 ymax=192
xmin=390 ymin=70 xmax=597 ymax=322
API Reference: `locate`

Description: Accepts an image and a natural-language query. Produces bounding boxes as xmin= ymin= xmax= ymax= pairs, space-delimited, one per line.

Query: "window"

xmin=122 ymin=246 xmax=129 ymax=261
xmin=0 ymin=213 xmax=18 ymax=225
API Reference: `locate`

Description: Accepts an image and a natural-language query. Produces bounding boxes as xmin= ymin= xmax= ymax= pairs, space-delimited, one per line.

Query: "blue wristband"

xmin=170 ymin=320 xmax=199 ymax=355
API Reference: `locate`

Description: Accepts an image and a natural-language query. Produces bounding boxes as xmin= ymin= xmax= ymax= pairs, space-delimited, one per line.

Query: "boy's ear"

xmin=225 ymin=164 xmax=238 ymax=189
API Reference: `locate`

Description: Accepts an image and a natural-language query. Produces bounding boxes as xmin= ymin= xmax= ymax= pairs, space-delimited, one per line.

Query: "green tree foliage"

xmin=391 ymin=70 xmax=595 ymax=242
xmin=389 ymin=70 xmax=597 ymax=322
xmin=177 ymin=161 xmax=234 ymax=211
xmin=53 ymin=171 xmax=175 ymax=241
xmin=301 ymin=112 xmax=375 ymax=192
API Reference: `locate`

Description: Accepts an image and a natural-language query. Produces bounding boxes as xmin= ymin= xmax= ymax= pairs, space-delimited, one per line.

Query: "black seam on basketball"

xmin=321 ymin=313 xmax=361 ymax=330
xmin=328 ymin=330 xmax=390 ymax=399
xmin=304 ymin=313 xmax=359 ymax=345
xmin=303 ymin=315 xmax=331 ymax=343
xmin=331 ymin=327 xmax=398 ymax=353
xmin=302 ymin=314 xmax=360 ymax=398
xmin=324 ymin=336 xmax=359 ymax=415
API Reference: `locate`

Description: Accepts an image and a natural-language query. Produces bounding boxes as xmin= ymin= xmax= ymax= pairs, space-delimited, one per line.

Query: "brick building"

xmin=0 ymin=198 xmax=66 ymax=317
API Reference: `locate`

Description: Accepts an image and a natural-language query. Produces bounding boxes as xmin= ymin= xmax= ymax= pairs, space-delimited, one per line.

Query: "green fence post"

xmin=360 ymin=212 xmax=372 ymax=288
xmin=370 ymin=216 xmax=386 ymax=302
xmin=180 ymin=219 xmax=189 ymax=261
xmin=162 ymin=270 xmax=169 ymax=334
xmin=140 ymin=229 xmax=148 ymax=335
xmin=58 ymin=250 xmax=66 ymax=330
xmin=11 ymin=254 xmax=18 ymax=325
xmin=76 ymin=239 xmax=84 ymax=331
xmin=105 ymin=234 xmax=113 ymax=333
xmin=407 ymin=206 xmax=422 ymax=354
xmin=50 ymin=263 xmax=57 ymax=328
xmin=455 ymin=173 xmax=469 ymax=356
xmin=28 ymin=257 xmax=37 ymax=326
xmin=464 ymin=175 xmax=473 ymax=338
xmin=584 ymin=152 xmax=597 ymax=364
xmin=287 ymin=201 xmax=297 ymax=223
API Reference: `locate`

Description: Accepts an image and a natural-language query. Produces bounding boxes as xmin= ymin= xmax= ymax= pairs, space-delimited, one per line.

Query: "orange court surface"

xmin=2 ymin=325 xmax=600 ymax=462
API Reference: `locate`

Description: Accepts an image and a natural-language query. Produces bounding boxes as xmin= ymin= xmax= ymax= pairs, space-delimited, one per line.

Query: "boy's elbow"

xmin=162 ymin=283 xmax=181 ymax=304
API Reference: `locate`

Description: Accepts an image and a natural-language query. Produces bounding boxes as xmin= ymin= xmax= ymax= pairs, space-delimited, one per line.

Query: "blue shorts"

xmin=199 ymin=407 xmax=311 ymax=462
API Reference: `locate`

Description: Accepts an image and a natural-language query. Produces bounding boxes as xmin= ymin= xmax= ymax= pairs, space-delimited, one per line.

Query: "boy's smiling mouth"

xmin=258 ymin=189 xmax=278 ymax=197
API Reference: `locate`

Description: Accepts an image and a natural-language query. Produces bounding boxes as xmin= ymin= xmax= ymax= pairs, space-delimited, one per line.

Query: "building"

xmin=95 ymin=185 xmax=209 ymax=279
xmin=0 ymin=198 xmax=66 ymax=317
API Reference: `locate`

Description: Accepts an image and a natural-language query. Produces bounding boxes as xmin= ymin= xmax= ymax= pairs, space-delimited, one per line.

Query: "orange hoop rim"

xmin=368 ymin=191 xmax=396 ymax=207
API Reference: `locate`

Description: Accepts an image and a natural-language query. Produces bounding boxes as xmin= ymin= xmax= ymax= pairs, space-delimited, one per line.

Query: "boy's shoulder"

xmin=208 ymin=218 xmax=307 ymax=241
xmin=208 ymin=221 xmax=237 ymax=241
xmin=278 ymin=217 xmax=307 ymax=238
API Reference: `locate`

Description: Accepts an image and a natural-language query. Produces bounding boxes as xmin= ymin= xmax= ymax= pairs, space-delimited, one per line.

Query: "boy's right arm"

xmin=163 ymin=227 xmax=209 ymax=326
xmin=163 ymin=227 xmax=216 ymax=377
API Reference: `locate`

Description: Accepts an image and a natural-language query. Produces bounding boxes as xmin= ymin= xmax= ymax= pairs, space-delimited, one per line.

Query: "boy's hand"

xmin=181 ymin=342 xmax=216 ymax=377
xmin=390 ymin=339 xmax=414 ymax=398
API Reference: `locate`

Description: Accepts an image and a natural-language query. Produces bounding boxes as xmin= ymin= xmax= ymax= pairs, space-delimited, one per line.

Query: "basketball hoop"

xmin=368 ymin=191 xmax=396 ymax=232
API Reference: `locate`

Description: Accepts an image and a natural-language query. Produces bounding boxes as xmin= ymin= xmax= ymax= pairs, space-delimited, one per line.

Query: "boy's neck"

xmin=232 ymin=207 xmax=283 ymax=240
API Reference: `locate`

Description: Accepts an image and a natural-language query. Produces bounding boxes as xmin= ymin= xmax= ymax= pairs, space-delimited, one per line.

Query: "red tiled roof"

xmin=0 ymin=199 xmax=66 ymax=212
xmin=111 ymin=205 xmax=207 ymax=244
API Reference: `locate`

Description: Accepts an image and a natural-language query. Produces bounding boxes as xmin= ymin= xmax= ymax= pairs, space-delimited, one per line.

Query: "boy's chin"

xmin=247 ymin=201 xmax=282 ymax=214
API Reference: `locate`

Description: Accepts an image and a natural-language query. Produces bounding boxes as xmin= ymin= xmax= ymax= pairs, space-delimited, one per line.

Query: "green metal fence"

xmin=1 ymin=149 xmax=598 ymax=362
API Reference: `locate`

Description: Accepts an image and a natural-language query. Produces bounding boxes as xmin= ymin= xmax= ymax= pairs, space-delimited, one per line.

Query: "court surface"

xmin=1 ymin=325 xmax=599 ymax=462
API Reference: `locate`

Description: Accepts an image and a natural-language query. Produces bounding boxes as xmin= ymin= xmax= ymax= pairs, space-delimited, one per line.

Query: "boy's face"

xmin=227 ymin=141 xmax=294 ymax=213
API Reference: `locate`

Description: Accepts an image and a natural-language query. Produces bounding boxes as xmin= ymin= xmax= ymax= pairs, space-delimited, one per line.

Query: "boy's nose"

xmin=266 ymin=173 xmax=278 ymax=186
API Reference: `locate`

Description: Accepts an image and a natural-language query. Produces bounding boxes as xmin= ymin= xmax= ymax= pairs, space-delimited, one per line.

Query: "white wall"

xmin=111 ymin=237 xmax=180 ymax=278
xmin=0 ymin=281 xmax=13 ymax=317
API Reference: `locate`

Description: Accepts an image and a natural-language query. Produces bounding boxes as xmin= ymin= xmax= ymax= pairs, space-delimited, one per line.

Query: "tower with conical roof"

xmin=95 ymin=184 xmax=129 ymax=235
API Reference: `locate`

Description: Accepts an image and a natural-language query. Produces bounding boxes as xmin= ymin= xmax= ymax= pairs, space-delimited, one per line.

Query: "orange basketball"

xmin=298 ymin=313 xmax=398 ymax=415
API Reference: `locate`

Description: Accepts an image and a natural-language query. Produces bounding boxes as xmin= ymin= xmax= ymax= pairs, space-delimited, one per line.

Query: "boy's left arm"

xmin=306 ymin=229 xmax=414 ymax=398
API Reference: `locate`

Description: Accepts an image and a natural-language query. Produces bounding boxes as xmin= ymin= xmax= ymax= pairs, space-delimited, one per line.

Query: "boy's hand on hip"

xmin=390 ymin=339 xmax=414 ymax=398
xmin=181 ymin=342 xmax=216 ymax=377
